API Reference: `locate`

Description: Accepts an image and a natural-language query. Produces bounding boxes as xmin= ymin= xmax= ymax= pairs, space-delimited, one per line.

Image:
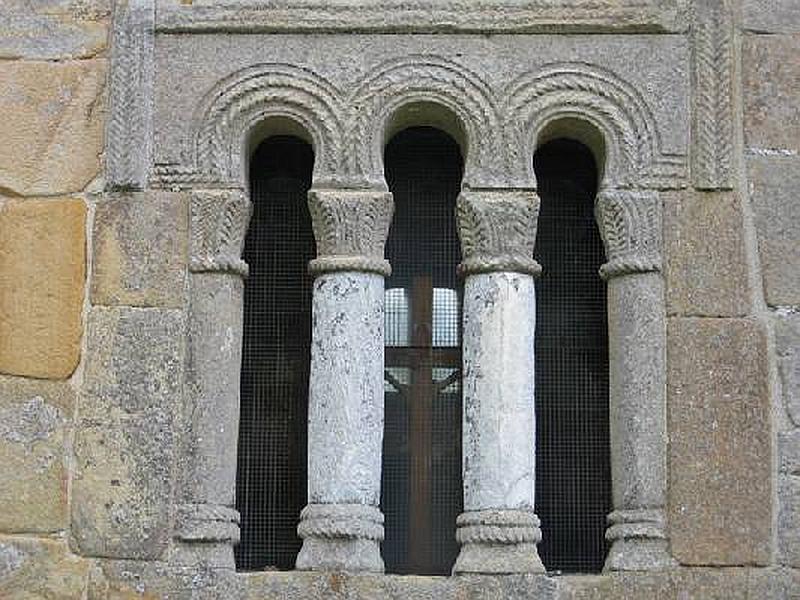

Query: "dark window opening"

xmin=235 ymin=135 xmax=315 ymax=571
xmin=533 ymin=138 xmax=612 ymax=573
xmin=382 ymin=126 xmax=464 ymax=575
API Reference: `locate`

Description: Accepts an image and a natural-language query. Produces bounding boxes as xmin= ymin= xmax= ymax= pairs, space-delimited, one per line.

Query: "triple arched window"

xmin=235 ymin=126 xmax=611 ymax=574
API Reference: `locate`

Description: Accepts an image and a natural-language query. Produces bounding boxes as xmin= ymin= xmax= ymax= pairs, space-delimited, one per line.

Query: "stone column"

xmin=295 ymin=189 xmax=393 ymax=573
xmin=595 ymin=189 xmax=675 ymax=571
xmin=453 ymin=190 xmax=545 ymax=574
xmin=173 ymin=189 xmax=251 ymax=571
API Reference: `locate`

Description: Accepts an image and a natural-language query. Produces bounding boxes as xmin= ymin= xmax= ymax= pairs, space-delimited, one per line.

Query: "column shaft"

xmin=596 ymin=189 xmax=675 ymax=571
xmin=295 ymin=272 xmax=385 ymax=572
xmin=453 ymin=190 xmax=545 ymax=574
xmin=296 ymin=189 xmax=393 ymax=572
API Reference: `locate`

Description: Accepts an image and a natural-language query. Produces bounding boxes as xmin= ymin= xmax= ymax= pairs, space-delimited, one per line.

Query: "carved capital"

xmin=456 ymin=191 xmax=542 ymax=277
xmin=189 ymin=189 xmax=251 ymax=276
xmin=308 ymin=190 xmax=393 ymax=276
xmin=595 ymin=190 xmax=662 ymax=279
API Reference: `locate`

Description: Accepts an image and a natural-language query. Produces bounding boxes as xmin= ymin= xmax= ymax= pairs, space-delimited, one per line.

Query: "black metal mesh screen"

xmin=533 ymin=139 xmax=611 ymax=573
xmin=235 ymin=136 xmax=315 ymax=571
xmin=382 ymin=127 xmax=464 ymax=575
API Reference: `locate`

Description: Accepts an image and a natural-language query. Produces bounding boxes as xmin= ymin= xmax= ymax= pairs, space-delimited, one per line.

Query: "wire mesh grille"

xmin=533 ymin=138 xmax=612 ymax=573
xmin=235 ymin=136 xmax=315 ymax=571
xmin=382 ymin=127 xmax=464 ymax=575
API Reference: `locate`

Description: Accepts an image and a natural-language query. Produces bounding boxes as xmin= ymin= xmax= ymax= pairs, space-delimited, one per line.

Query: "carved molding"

xmin=189 ymin=189 xmax=252 ymax=276
xmin=505 ymin=63 xmax=686 ymax=190
xmin=106 ymin=0 xmax=155 ymax=190
xmin=297 ymin=503 xmax=384 ymax=542
xmin=692 ymin=0 xmax=734 ymax=190
xmin=154 ymin=58 xmax=686 ymax=192
xmin=456 ymin=191 xmax=542 ymax=277
xmin=156 ymin=1 xmax=686 ymax=34
xmin=175 ymin=503 xmax=240 ymax=544
xmin=595 ymin=190 xmax=662 ymax=279
xmin=307 ymin=190 xmax=393 ymax=276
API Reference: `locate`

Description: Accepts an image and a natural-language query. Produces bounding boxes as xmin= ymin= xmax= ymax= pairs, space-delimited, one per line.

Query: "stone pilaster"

xmin=453 ymin=190 xmax=545 ymax=574
xmin=594 ymin=189 xmax=675 ymax=571
xmin=172 ymin=189 xmax=251 ymax=570
xmin=296 ymin=189 xmax=393 ymax=573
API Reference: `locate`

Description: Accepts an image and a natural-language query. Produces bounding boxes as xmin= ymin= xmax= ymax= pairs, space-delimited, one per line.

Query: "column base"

xmin=453 ymin=509 xmax=545 ymax=574
xmin=171 ymin=503 xmax=240 ymax=569
xmin=604 ymin=509 xmax=677 ymax=571
xmin=295 ymin=503 xmax=384 ymax=573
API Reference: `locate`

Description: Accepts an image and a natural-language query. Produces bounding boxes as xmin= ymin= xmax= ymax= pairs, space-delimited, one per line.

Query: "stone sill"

xmin=242 ymin=567 xmax=798 ymax=599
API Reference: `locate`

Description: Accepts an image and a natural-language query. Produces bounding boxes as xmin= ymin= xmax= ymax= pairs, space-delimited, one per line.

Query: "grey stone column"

xmin=453 ymin=190 xmax=545 ymax=574
xmin=173 ymin=189 xmax=251 ymax=570
xmin=595 ymin=189 xmax=675 ymax=571
xmin=296 ymin=189 xmax=393 ymax=573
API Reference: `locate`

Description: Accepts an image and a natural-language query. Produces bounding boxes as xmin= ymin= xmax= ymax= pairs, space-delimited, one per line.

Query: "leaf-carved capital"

xmin=189 ymin=189 xmax=252 ymax=276
xmin=595 ymin=190 xmax=662 ymax=279
xmin=308 ymin=190 xmax=394 ymax=276
xmin=456 ymin=191 xmax=542 ymax=277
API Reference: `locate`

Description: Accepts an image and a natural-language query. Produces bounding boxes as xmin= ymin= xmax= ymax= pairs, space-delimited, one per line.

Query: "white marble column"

xmin=295 ymin=189 xmax=393 ymax=573
xmin=453 ymin=190 xmax=545 ymax=574
xmin=595 ymin=189 xmax=676 ymax=571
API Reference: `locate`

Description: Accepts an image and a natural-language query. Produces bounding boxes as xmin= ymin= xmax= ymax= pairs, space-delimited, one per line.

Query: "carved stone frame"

xmin=99 ymin=0 xmax=737 ymax=582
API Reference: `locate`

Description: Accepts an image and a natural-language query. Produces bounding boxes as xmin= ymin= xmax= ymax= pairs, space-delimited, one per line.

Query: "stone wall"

xmin=0 ymin=0 xmax=798 ymax=598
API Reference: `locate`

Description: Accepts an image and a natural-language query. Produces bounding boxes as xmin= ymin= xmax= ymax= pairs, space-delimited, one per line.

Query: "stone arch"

xmin=349 ymin=56 xmax=502 ymax=189
xmin=505 ymin=63 xmax=683 ymax=190
xmin=190 ymin=63 xmax=347 ymax=187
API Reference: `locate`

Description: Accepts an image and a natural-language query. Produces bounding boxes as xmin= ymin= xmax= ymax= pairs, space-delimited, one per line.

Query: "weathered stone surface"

xmin=0 ymin=198 xmax=86 ymax=379
xmin=0 ymin=60 xmax=106 ymax=196
xmin=747 ymin=567 xmax=800 ymax=599
xmin=81 ymin=306 xmax=184 ymax=419
xmin=743 ymin=34 xmax=800 ymax=153
xmin=743 ymin=0 xmax=800 ymax=33
xmin=664 ymin=191 xmax=751 ymax=317
xmin=92 ymin=192 xmax=188 ymax=308
xmin=0 ymin=0 xmax=110 ymax=60
xmin=246 ymin=571 xmax=557 ymax=600
xmin=748 ymin=156 xmax=800 ymax=307
xmin=667 ymin=317 xmax=772 ymax=565
xmin=0 ymin=376 xmax=71 ymax=534
xmin=779 ymin=431 xmax=800 ymax=476
xmin=89 ymin=559 xmax=243 ymax=600
xmin=561 ymin=568 xmax=751 ymax=599
xmin=0 ymin=536 xmax=90 ymax=599
xmin=71 ymin=306 xmax=183 ymax=559
xmin=775 ymin=314 xmax=800 ymax=426
xmin=778 ymin=476 xmax=800 ymax=567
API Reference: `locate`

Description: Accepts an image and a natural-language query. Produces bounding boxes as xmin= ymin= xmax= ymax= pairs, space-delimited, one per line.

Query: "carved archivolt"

xmin=505 ymin=63 xmax=685 ymax=190
xmin=157 ymin=57 xmax=686 ymax=192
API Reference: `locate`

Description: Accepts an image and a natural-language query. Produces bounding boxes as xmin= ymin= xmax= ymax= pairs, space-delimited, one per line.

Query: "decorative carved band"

xmin=308 ymin=190 xmax=394 ymax=276
xmin=175 ymin=503 xmax=240 ymax=543
xmin=106 ymin=0 xmax=155 ymax=190
xmin=189 ymin=189 xmax=252 ymax=276
xmin=456 ymin=191 xmax=542 ymax=277
xmin=595 ymin=190 xmax=662 ymax=279
xmin=692 ymin=0 xmax=734 ymax=190
xmin=605 ymin=508 xmax=667 ymax=542
xmin=297 ymin=503 xmax=385 ymax=542
xmin=455 ymin=510 xmax=543 ymax=546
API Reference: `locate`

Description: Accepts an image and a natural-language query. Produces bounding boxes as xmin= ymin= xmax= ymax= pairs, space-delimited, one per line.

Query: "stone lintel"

xmin=456 ymin=190 xmax=541 ymax=277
